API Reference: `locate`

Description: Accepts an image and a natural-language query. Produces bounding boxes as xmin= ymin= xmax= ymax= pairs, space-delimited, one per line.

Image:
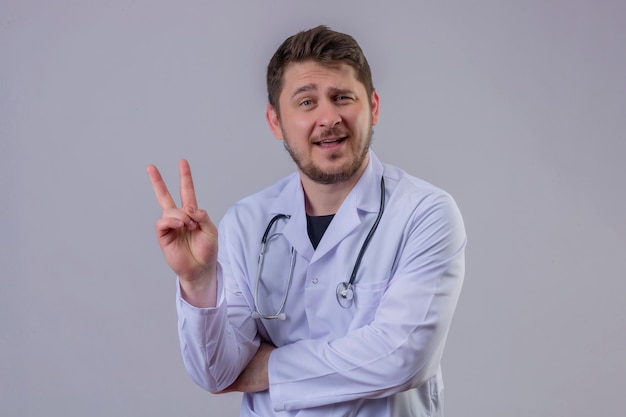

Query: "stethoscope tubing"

xmin=347 ymin=177 xmax=386 ymax=289
xmin=254 ymin=214 xmax=293 ymax=320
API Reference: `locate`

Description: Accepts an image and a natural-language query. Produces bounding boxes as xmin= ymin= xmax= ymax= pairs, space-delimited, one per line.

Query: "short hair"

xmin=266 ymin=25 xmax=374 ymax=111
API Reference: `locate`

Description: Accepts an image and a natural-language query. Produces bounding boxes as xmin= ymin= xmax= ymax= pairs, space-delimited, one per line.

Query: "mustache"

xmin=311 ymin=126 xmax=350 ymax=142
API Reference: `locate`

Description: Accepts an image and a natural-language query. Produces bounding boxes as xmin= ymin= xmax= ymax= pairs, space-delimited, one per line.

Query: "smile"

xmin=314 ymin=136 xmax=348 ymax=146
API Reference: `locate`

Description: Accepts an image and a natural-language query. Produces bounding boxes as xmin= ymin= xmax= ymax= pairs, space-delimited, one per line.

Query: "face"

xmin=266 ymin=61 xmax=379 ymax=185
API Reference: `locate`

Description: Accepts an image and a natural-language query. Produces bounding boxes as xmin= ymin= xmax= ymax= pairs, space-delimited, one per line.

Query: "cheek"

xmin=284 ymin=115 xmax=315 ymax=138
xmin=349 ymin=110 xmax=371 ymax=132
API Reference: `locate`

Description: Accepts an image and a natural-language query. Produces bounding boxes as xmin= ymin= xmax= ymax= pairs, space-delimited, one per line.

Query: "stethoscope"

xmin=252 ymin=177 xmax=386 ymax=320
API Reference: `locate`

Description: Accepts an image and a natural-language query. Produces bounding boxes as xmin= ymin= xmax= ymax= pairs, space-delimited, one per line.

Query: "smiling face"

xmin=267 ymin=61 xmax=379 ymax=185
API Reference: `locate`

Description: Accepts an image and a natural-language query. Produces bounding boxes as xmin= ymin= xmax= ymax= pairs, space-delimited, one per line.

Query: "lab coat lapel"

xmin=268 ymin=174 xmax=314 ymax=261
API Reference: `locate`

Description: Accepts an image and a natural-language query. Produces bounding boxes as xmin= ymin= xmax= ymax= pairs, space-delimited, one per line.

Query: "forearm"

xmin=177 ymin=275 xmax=259 ymax=392
xmin=215 ymin=342 xmax=275 ymax=394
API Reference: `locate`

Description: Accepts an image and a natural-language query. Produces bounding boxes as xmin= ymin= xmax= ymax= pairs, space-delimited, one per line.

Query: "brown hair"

xmin=266 ymin=25 xmax=374 ymax=111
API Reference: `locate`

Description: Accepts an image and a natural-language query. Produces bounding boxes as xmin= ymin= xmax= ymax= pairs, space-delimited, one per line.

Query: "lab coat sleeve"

xmin=268 ymin=193 xmax=466 ymax=411
xmin=176 ymin=263 xmax=260 ymax=392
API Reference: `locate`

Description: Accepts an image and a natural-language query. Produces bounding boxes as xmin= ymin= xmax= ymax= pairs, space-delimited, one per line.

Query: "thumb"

xmin=188 ymin=207 xmax=217 ymax=234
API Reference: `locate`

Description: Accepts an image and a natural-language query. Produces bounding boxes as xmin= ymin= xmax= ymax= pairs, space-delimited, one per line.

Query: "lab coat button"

xmin=312 ymin=277 xmax=319 ymax=284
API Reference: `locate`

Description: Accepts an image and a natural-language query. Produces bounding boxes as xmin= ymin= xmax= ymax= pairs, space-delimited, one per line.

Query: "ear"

xmin=266 ymin=104 xmax=284 ymax=140
xmin=370 ymin=89 xmax=380 ymax=126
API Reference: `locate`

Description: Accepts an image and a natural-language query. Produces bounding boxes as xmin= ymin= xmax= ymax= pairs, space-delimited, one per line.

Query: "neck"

xmin=302 ymin=181 xmax=352 ymax=216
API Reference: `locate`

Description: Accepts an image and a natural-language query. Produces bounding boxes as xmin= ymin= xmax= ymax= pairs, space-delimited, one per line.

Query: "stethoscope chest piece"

xmin=336 ymin=282 xmax=354 ymax=308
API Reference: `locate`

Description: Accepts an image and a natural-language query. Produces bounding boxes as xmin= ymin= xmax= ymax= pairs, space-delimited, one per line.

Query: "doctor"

xmin=148 ymin=26 xmax=466 ymax=416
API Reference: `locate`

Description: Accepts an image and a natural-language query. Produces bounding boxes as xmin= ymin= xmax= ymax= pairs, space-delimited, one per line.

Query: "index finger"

xmin=147 ymin=164 xmax=177 ymax=209
xmin=178 ymin=159 xmax=198 ymax=209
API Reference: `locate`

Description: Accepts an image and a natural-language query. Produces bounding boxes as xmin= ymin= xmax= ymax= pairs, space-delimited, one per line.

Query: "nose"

xmin=317 ymin=100 xmax=342 ymax=128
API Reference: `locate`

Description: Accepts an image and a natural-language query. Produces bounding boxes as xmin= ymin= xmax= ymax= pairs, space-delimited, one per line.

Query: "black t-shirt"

xmin=306 ymin=214 xmax=335 ymax=249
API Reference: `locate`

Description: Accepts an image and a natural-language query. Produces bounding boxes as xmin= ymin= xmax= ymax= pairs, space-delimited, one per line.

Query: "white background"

xmin=1 ymin=1 xmax=624 ymax=416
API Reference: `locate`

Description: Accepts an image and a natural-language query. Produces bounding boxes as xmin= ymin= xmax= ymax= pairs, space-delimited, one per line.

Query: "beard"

xmin=283 ymin=126 xmax=374 ymax=185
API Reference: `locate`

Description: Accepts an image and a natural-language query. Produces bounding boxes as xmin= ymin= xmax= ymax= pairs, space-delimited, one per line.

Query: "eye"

xmin=299 ymin=99 xmax=313 ymax=107
xmin=335 ymin=95 xmax=353 ymax=103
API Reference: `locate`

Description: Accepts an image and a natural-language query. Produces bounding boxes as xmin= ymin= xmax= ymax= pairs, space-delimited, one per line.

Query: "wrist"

xmin=179 ymin=267 xmax=218 ymax=308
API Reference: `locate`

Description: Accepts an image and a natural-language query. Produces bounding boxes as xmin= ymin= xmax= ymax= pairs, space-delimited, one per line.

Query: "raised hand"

xmin=147 ymin=160 xmax=218 ymax=307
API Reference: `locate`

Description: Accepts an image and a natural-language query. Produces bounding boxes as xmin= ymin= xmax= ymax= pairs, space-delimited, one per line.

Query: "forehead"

xmin=280 ymin=61 xmax=363 ymax=95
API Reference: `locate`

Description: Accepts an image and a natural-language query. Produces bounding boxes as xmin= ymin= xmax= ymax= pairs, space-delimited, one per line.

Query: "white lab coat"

xmin=177 ymin=152 xmax=466 ymax=416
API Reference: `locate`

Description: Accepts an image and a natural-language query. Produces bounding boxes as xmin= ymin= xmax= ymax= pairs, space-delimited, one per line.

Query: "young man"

xmin=148 ymin=25 xmax=466 ymax=417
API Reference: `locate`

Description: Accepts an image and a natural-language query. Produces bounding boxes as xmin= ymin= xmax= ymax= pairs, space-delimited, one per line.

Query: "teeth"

xmin=315 ymin=137 xmax=345 ymax=145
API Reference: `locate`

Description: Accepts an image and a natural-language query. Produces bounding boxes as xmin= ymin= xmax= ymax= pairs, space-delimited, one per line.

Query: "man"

xmin=148 ymin=25 xmax=465 ymax=416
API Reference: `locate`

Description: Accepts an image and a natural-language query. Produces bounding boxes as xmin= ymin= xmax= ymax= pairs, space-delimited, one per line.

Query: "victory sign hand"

xmin=147 ymin=160 xmax=218 ymax=306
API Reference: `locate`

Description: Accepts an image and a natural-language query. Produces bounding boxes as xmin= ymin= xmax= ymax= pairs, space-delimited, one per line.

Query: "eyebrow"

xmin=291 ymin=84 xmax=356 ymax=99
xmin=328 ymin=87 xmax=355 ymax=97
xmin=291 ymin=84 xmax=317 ymax=98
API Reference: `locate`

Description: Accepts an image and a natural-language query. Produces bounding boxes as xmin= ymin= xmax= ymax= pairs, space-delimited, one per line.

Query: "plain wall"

xmin=1 ymin=1 xmax=624 ymax=416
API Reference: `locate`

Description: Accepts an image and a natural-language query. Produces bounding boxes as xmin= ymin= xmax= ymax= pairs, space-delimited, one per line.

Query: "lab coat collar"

xmin=342 ymin=151 xmax=385 ymax=214
xmin=268 ymin=151 xmax=385 ymax=262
